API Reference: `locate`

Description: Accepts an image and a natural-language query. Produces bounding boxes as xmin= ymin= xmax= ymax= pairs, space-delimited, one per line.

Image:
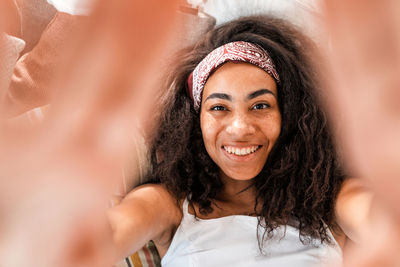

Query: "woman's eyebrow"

xmin=247 ymin=89 xmax=275 ymax=100
xmin=204 ymin=93 xmax=232 ymax=102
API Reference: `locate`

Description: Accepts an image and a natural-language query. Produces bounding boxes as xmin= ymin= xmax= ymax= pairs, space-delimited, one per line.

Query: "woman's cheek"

xmin=202 ymin=122 xmax=217 ymax=147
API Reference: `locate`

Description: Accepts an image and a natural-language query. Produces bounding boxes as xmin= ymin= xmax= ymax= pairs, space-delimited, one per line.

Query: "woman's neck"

xmin=216 ymin=172 xmax=256 ymax=209
xmin=189 ymin=173 xmax=259 ymax=219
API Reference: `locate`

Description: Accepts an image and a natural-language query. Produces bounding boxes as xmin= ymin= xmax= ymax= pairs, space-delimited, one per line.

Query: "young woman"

xmin=108 ymin=16 xmax=355 ymax=266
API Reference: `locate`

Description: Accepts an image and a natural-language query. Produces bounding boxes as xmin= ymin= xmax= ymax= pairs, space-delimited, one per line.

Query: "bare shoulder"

xmin=336 ymin=178 xmax=373 ymax=212
xmin=123 ymin=184 xmax=182 ymax=226
xmin=338 ymin=177 xmax=371 ymax=193
xmin=124 ymin=184 xmax=178 ymax=205
xmin=335 ymin=178 xmax=374 ymax=242
xmin=108 ymin=184 xmax=182 ymax=259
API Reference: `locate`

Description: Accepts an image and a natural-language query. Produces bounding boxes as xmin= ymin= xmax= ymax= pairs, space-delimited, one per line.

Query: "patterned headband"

xmin=186 ymin=41 xmax=280 ymax=111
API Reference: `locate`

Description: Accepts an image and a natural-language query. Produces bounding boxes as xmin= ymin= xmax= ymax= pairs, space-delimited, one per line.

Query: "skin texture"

xmin=200 ymin=62 xmax=281 ymax=182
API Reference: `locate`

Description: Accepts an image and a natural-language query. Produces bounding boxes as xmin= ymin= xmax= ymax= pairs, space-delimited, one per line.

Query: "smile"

xmin=223 ymin=145 xmax=261 ymax=156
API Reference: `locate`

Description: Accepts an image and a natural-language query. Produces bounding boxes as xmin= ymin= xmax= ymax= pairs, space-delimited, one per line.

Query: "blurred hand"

xmin=321 ymin=0 xmax=400 ymax=266
xmin=0 ymin=0 xmax=21 ymax=37
xmin=0 ymin=0 xmax=179 ymax=266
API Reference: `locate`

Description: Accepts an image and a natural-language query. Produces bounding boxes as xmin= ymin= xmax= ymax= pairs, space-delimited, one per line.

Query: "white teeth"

xmin=223 ymin=145 xmax=260 ymax=156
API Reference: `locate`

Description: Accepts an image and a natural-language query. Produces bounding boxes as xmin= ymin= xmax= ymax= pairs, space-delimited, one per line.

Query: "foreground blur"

xmin=321 ymin=0 xmax=400 ymax=266
xmin=1 ymin=0 xmax=400 ymax=266
xmin=0 ymin=0 xmax=179 ymax=266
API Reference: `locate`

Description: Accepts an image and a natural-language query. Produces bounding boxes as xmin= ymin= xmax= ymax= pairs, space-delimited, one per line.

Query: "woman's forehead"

xmin=203 ymin=62 xmax=278 ymax=97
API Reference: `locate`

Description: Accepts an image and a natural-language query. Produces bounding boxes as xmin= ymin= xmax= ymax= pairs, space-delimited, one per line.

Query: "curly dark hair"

xmin=146 ymin=15 xmax=346 ymax=246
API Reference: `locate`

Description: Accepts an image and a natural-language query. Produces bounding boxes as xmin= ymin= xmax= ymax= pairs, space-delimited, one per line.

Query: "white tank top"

xmin=161 ymin=199 xmax=342 ymax=267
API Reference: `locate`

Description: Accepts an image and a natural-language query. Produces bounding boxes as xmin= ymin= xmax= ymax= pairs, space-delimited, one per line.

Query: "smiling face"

xmin=200 ymin=62 xmax=282 ymax=181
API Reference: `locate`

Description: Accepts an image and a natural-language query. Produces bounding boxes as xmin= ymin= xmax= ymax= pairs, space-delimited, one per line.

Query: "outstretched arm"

xmin=107 ymin=184 xmax=181 ymax=261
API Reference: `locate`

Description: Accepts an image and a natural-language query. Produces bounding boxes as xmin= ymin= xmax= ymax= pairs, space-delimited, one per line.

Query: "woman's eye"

xmin=210 ymin=105 xmax=227 ymax=111
xmin=252 ymin=103 xmax=270 ymax=110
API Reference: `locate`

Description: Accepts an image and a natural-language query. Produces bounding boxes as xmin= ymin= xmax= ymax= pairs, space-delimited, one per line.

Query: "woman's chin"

xmin=221 ymin=169 xmax=260 ymax=181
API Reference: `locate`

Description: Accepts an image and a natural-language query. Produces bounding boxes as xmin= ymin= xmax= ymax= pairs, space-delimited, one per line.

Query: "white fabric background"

xmin=46 ymin=0 xmax=94 ymax=15
xmin=188 ymin=0 xmax=321 ymax=40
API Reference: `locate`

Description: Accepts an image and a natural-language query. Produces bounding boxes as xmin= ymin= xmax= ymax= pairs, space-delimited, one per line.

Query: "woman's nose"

xmin=225 ymin=113 xmax=256 ymax=138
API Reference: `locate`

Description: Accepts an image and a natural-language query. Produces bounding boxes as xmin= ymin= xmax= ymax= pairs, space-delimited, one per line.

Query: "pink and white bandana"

xmin=187 ymin=41 xmax=280 ymax=111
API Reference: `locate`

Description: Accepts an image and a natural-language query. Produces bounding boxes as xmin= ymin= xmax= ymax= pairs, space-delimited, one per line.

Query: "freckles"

xmin=204 ymin=126 xmax=218 ymax=143
xmin=202 ymin=115 xmax=219 ymax=132
xmin=261 ymin=118 xmax=281 ymax=139
xmin=202 ymin=127 xmax=213 ymax=140
xmin=201 ymin=118 xmax=218 ymax=144
xmin=261 ymin=115 xmax=280 ymax=127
